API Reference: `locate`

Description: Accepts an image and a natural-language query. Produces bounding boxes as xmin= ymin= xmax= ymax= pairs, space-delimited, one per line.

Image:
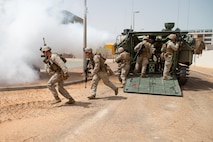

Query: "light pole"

xmin=83 ymin=0 xmax=87 ymax=72
xmin=132 ymin=11 xmax=139 ymax=31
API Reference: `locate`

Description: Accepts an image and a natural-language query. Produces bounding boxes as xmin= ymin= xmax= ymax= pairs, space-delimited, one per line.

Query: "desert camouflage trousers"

xmin=134 ymin=56 xmax=149 ymax=74
xmin=90 ymin=71 xmax=117 ymax=96
xmin=163 ymin=55 xmax=173 ymax=78
xmin=47 ymin=71 xmax=72 ymax=99
xmin=120 ymin=64 xmax=130 ymax=85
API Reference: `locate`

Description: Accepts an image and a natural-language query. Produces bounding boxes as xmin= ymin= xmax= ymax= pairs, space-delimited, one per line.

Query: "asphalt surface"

xmin=0 ymin=69 xmax=212 ymax=142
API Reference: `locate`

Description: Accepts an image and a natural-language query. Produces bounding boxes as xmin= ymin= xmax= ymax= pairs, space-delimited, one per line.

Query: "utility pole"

xmin=83 ymin=0 xmax=87 ymax=72
xmin=132 ymin=11 xmax=139 ymax=31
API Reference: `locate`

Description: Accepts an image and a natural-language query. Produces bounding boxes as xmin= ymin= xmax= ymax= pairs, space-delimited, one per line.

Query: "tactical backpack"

xmin=58 ymin=54 xmax=67 ymax=63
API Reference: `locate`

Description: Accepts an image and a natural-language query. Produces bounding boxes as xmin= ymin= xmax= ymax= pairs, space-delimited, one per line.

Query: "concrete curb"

xmin=0 ymin=79 xmax=86 ymax=91
xmin=1 ymin=68 xmax=211 ymax=91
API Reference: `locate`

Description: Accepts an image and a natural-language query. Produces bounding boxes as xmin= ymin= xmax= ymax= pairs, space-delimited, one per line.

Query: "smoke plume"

xmin=0 ymin=0 xmax=115 ymax=85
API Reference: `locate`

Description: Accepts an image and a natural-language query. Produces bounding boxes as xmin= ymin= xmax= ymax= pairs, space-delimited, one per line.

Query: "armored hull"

xmin=114 ymin=23 xmax=205 ymax=96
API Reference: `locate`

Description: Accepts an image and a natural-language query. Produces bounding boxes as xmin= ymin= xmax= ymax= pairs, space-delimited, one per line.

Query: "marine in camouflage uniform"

xmin=134 ymin=37 xmax=152 ymax=77
xmin=115 ymin=47 xmax=131 ymax=87
xmin=153 ymin=36 xmax=163 ymax=72
xmin=162 ymin=34 xmax=179 ymax=80
xmin=41 ymin=46 xmax=75 ymax=104
xmin=84 ymin=48 xmax=118 ymax=99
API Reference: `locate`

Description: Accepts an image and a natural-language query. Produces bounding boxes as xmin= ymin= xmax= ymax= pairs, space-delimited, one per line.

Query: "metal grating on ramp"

xmin=124 ymin=76 xmax=182 ymax=96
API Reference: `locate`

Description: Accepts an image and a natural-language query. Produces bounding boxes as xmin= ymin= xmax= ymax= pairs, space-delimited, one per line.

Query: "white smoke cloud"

xmin=0 ymin=0 xmax=115 ymax=85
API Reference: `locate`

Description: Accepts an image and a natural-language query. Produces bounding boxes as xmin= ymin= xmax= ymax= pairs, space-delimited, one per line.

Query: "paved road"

xmin=0 ymin=70 xmax=212 ymax=142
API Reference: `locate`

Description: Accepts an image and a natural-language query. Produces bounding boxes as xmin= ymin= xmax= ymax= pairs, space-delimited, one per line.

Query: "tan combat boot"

xmin=51 ymin=96 xmax=61 ymax=104
xmin=141 ymin=73 xmax=146 ymax=78
xmin=88 ymin=95 xmax=96 ymax=99
xmin=114 ymin=87 xmax=118 ymax=95
xmin=163 ymin=76 xmax=169 ymax=80
xmin=65 ymin=98 xmax=75 ymax=104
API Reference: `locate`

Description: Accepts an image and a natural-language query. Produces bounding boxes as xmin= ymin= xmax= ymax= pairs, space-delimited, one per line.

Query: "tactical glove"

xmin=63 ymin=72 xmax=69 ymax=80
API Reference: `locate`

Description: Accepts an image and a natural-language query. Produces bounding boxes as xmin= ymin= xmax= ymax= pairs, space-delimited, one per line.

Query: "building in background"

xmin=61 ymin=10 xmax=83 ymax=24
xmin=188 ymin=29 xmax=213 ymax=50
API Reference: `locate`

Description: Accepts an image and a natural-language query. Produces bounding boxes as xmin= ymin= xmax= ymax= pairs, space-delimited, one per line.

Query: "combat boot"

xmin=163 ymin=76 xmax=169 ymax=80
xmin=88 ymin=95 xmax=96 ymax=99
xmin=133 ymin=70 xmax=138 ymax=75
xmin=51 ymin=96 xmax=61 ymax=104
xmin=65 ymin=98 xmax=75 ymax=104
xmin=141 ymin=73 xmax=146 ymax=78
xmin=114 ymin=87 xmax=118 ymax=95
xmin=121 ymin=83 xmax=125 ymax=88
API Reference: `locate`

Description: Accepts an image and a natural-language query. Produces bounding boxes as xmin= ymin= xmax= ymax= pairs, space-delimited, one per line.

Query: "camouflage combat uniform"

xmin=162 ymin=34 xmax=179 ymax=80
xmin=134 ymin=39 xmax=152 ymax=77
xmin=115 ymin=48 xmax=131 ymax=86
xmin=41 ymin=46 xmax=75 ymax=104
xmin=85 ymin=49 xmax=118 ymax=99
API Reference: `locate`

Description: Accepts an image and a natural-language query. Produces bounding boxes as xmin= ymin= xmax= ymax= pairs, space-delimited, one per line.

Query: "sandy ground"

xmin=0 ymin=59 xmax=212 ymax=142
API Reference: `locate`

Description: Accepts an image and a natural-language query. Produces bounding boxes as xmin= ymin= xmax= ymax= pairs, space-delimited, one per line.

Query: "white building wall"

xmin=188 ymin=29 xmax=213 ymax=45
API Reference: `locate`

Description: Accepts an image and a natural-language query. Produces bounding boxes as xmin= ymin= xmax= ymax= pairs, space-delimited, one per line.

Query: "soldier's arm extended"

xmin=133 ymin=43 xmax=145 ymax=61
xmin=134 ymin=42 xmax=143 ymax=52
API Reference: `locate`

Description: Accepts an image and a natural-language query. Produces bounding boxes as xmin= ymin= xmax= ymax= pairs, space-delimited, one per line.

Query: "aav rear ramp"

xmin=124 ymin=76 xmax=182 ymax=96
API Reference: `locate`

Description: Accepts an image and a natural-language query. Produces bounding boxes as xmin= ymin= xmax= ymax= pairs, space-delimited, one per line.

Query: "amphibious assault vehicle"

xmin=114 ymin=23 xmax=205 ymax=96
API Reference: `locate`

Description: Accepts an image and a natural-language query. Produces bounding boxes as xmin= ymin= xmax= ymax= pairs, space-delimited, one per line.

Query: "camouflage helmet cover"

xmin=156 ymin=36 xmax=162 ymax=41
xmin=41 ymin=46 xmax=51 ymax=52
xmin=167 ymin=34 xmax=176 ymax=40
xmin=85 ymin=47 xmax=93 ymax=53
xmin=118 ymin=47 xmax=124 ymax=53
xmin=143 ymin=36 xmax=149 ymax=40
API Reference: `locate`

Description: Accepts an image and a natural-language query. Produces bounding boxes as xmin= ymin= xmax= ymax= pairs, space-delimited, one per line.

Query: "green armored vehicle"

xmin=114 ymin=23 xmax=205 ymax=96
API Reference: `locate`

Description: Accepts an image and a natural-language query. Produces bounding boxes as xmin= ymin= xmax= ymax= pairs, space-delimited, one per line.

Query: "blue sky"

xmin=63 ymin=0 xmax=213 ymax=34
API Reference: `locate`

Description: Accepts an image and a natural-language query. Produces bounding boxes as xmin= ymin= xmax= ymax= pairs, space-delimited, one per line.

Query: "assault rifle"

xmin=133 ymin=44 xmax=145 ymax=61
xmin=176 ymin=33 xmax=185 ymax=42
xmin=43 ymin=37 xmax=47 ymax=46
xmin=84 ymin=59 xmax=90 ymax=88
xmin=40 ymin=37 xmax=50 ymax=64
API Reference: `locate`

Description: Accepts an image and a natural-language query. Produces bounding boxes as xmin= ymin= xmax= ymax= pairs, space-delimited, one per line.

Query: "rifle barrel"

xmin=43 ymin=37 xmax=47 ymax=46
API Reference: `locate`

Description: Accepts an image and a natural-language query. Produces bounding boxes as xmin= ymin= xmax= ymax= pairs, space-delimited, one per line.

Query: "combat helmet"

xmin=41 ymin=46 xmax=51 ymax=52
xmin=156 ymin=36 xmax=162 ymax=41
xmin=167 ymin=34 xmax=176 ymax=40
xmin=85 ymin=47 xmax=93 ymax=53
xmin=118 ymin=47 xmax=124 ymax=53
